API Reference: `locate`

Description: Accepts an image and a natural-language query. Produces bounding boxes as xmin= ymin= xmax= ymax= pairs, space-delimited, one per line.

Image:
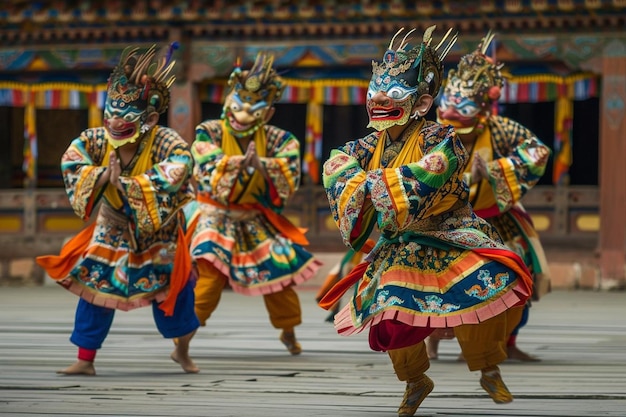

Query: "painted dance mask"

xmin=437 ymin=32 xmax=504 ymax=135
xmin=221 ymin=52 xmax=284 ymax=139
xmin=367 ymin=25 xmax=457 ymax=132
xmin=104 ymin=43 xmax=177 ymax=148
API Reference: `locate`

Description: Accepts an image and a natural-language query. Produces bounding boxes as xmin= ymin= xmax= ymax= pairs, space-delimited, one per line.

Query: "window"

xmin=0 ymin=107 xmax=89 ymax=189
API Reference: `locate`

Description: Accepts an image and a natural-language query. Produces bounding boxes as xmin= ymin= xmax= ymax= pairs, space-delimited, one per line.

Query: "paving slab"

xmin=0 ymin=286 xmax=625 ymax=417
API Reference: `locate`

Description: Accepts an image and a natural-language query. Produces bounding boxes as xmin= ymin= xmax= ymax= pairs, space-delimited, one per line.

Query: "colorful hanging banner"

xmin=553 ymin=94 xmax=573 ymax=185
xmin=89 ymin=85 xmax=107 ymax=128
xmin=0 ymin=83 xmax=27 ymax=106
xmin=0 ymin=74 xmax=600 ymax=188
xmin=304 ymin=101 xmax=323 ymax=184
xmin=199 ymin=78 xmax=369 ymax=105
xmin=201 ymin=75 xmax=597 ymax=106
xmin=501 ymin=73 xmax=598 ymax=103
xmin=23 ymin=91 xmax=37 ymax=188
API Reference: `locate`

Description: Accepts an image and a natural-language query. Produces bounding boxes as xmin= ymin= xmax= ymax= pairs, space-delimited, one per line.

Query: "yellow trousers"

xmin=388 ymin=341 xmax=430 ymax=382
xmin=387 ymin=306 xmax=524 ymax=381
xmin=455 ymin=305 xmax=524 ymax=371
xmin=194 ymin=260 xmax=302 ymax=330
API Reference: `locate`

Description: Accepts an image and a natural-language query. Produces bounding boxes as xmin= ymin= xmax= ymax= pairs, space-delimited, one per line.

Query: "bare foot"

xmin=170 ymin=350 xmax=200 ymax=373
xmin=507 ymin=345 xmax=540 ymax=362
xmin=57 ymin=360 xmax=95 ymax=376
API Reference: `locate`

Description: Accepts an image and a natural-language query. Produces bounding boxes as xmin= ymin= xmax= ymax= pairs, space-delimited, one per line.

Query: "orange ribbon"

xmin=36 ymin=222 xmax=96 ymax=280
xmin=197 ymin=194 xmax=309 ymax=246
xmin=158 ymin=225 xmax=191 ymax=317
xmin=318 ymin=261 xmax=369 ymax=311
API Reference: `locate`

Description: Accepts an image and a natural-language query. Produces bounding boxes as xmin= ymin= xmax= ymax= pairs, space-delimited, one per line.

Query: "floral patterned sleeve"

xmin=61 ymin=128 xmax=108 ymax=221
xmin=191 ymin=120 xmax=247 ymax=206
xmin=485 ymin=116 xmax=551 ymax=213
xmin=323 ymin=145 xmax=372 ymax=249
xmin=256 ymin=126 xmax=301 ymax=210
xmin=323 ymin=127 xmax=464 ymax=249
xmin=118 ymin=129 xmax=193 ymax=236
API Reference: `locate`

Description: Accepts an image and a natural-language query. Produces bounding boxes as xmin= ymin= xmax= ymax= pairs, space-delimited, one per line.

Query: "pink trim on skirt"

xmin=334 ymin=281 xmax=529 ymax=351
xmin=58 ymin=278 xmax=168 ymax=311
xmin=196 ymin=254 xmax=323 ymax=296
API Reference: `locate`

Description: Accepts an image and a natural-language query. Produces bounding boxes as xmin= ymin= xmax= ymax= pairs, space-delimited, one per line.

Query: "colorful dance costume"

xmin=37 ymin=44 xmax=199 ymax=374
xmin=188 ymin=52 xmax=321 ymax=354
xmin=320 ymin=26 xmax=533 ymax=416
xmin=434 ymin=32 xmax=551 ymax=361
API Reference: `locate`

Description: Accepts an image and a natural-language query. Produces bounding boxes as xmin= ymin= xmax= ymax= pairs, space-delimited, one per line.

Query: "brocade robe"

xmin=466 ymin=115 xmax=552 ymax=298
xmin=37 ymin=126 xmax=194 ymax=314
xmin=189 ymin=120 xmax=321 ymax=296
xmin=322 ymin=119 xmax=533 ymax=351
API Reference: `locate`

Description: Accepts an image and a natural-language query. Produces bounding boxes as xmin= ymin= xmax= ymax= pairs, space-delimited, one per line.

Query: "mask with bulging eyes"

xmin=221 ymin=52 xmax=283 ymax=139
xmin=366 ymin=74 xmax=419 ymax=132
xmin=436 ymin=81 xmax=484 ymax=135
xmin=437 ymin=31 xmax=504 ymax=136
xmin=222 ymin=81 xmax=273 ymax=139
xmin=103 ymin=96 xmax=149 ymax=149
xmin=366 ymin=26 xmax=456 ymax=132
xmin=103 ymin=44 xmax=176 ymax=148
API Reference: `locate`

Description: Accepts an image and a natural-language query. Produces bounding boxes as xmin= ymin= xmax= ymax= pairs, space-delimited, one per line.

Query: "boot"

xmin=480 ymin=365 xmax=513 ymax=404
xmin=280 ymin=330 xmax=302 ymax=355
xmin=398 ymin=374 xmax=434 ymax=417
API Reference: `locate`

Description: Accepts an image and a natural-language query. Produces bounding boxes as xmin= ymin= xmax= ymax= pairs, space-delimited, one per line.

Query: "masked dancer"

xmin=37 ymin=43 xmax=199 ymax=375
xmin=320 ymin=26 xmax=534 ymax=416
xmin=429 ymin=32 xmax=551 ymax=362
xmin=186 ymin=52 xmax=322 ymax=356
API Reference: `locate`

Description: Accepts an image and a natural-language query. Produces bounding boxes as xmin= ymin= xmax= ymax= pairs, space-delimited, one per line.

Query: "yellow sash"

xmin=368 ymin=120 xmax=425 ymax=172
xmin=220 ymin=120 xmax=267 ymax=204
xmin=101 ymin=128 xmax=158 ymax=209
xmin=202 ymin=121 xmax=308 ymax=245
xmin=368 ymin=120 xmax=458 ymax=218
xmin=467 ymin=127 xmax=497 ymax=211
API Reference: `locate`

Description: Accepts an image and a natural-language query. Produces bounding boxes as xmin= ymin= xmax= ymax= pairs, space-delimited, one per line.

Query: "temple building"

xmin=0 ymin=0 xmax=625 ymax=287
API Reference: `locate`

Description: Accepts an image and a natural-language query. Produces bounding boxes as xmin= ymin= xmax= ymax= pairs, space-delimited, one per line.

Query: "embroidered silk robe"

xmin=38 ymin=126 xmax=194 ymax=314
xmin=322 ymin=120 xmax=533 ymax=351
xmin=467 ymin=115 xmax=552 ymax=298
xmin=189 ymin=120 xmax=321 ymax=296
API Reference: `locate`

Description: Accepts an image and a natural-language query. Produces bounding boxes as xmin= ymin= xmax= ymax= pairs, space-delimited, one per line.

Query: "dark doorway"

xmin=500 ymin=102 xmax=555 ymax=185
xmin=0 ymin=107 xmax=88 ymax=189
xmin=570 ymin=98 xmax=599 ymax=185
xmin=501 ymin=98 xmax=599 ymax=186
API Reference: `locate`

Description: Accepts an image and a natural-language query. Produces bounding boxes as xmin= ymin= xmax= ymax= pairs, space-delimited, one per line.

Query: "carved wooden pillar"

xmin=169 ymin=82 xmax=198 ymax=144
xmin=598 ymin=40 xmax=626 ymax=287
xmin=167 ymin=29 xmax=200 ymax=144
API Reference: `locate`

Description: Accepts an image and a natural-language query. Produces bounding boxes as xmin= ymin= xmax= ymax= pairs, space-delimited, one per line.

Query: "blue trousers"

xmin=69 ymin=280 xmax=199 ymax=350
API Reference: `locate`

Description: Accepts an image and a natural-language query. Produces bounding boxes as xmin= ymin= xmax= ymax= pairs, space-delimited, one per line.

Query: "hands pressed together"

xmin=96 ymin=151 xmax=125 ymax=191
xmin=470 ymin=152 xmax=489 ymax=185
xmin=241 ymin=141 xmax=266 ymax=175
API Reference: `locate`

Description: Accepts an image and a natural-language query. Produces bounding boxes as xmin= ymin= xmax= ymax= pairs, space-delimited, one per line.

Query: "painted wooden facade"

xmin=0 ymin=0 xmax=625 ymax=285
